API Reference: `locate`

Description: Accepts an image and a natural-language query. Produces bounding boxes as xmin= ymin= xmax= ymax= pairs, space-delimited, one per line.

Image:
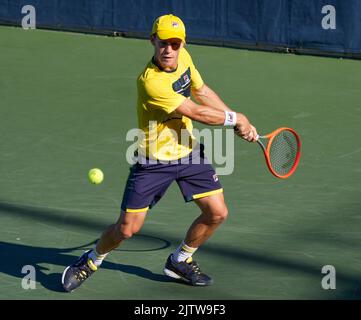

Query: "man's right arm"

xmin=175 ymin=98 xmax=257 ymax=142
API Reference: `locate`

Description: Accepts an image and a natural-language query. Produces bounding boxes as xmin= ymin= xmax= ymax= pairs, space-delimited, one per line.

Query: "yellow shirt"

xmin=137 ymin=48 xmax=204 ymax=161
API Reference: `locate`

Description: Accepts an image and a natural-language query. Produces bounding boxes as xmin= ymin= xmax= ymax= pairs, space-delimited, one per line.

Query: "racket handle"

xmin=255 ymin=134 xmax=259 ymax=141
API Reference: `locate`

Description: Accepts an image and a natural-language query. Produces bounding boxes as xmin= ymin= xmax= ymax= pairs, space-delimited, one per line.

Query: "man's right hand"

xmin=234 ymin=114 xmax=258 ymax=142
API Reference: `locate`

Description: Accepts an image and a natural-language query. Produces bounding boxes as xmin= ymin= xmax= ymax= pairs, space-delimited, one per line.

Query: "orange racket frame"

xmin=256 ymin=127 xmax=301 ymax=179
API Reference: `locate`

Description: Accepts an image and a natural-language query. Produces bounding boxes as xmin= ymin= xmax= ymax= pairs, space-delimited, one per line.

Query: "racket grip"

xmin=255 ymin=134 xmax=259 ymax=141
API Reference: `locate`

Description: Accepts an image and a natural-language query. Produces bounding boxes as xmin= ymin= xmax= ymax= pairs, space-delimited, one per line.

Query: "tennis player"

xmin=62 ymin=14 xmax=257 ymax=292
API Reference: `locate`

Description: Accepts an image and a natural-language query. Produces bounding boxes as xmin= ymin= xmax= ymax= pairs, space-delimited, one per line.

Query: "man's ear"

xmin=150 ymin=34 xmax=156 ymax=46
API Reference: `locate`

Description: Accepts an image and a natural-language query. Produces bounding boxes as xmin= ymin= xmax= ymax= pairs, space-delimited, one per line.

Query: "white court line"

xmin=338 ymin=147 xmax=361 ymax=159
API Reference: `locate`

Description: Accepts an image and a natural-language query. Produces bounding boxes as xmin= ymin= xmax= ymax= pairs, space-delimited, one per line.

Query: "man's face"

xmin=152 ymin=35 xmax=183 ymax=71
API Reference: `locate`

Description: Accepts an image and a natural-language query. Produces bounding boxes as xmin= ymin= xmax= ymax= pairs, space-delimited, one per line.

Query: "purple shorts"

xmin=121 ymin=145 xmax=223 ymax=213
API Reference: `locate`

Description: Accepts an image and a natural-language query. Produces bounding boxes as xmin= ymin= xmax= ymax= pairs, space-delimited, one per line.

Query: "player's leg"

xmin=163 ymin=192 xmax=227 ymax=286
xmin=172 ymin=192 xmax=227 ymax=261
xmin=90 ymin=210 xmax=148 ymax=264
xmin=62 ymin=210 xmax=147 ymax=292
xmin=184 ymin=191 xmax=228 ymax=248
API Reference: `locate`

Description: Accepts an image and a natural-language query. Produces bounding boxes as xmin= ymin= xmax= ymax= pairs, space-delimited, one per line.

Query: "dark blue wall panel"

xmin=0 ymin=0 xmax=360 ymax=55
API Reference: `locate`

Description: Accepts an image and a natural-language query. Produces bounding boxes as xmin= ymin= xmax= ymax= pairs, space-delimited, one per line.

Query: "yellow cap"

xmin=151 ymin=14 xmax=186 ymax=42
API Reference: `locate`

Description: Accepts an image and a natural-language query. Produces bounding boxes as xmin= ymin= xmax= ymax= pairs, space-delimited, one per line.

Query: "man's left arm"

xmin=191 ymin=84 xmax=232 ymax=112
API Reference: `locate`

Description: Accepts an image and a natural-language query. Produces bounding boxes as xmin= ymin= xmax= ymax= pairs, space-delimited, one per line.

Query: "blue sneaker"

xmin=62 ymin=250 xmax=98 ymax=292
xmin=163 ymin=254 xmax=213 ymax=286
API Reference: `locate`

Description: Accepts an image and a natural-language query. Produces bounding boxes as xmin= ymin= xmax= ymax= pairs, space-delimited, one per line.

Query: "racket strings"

xmin=269 ymin=130 xmax=298 ymax=176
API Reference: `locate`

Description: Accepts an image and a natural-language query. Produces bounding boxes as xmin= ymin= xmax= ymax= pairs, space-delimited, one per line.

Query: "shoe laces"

xmin=74 ymin=263 xmax=93 ymax=281
xmin=186 ymin=258 xmax=202 ymax=275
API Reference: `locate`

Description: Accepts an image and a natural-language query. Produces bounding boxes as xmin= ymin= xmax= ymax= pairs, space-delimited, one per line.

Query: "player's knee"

xmin=217 ymin=206 xmax=228 ymax=223
xmin=118 ymin=224 xmax=142 ymax=240
xmin=120 ymin=229 xmax=133 ymax=240
xmin=208 ymin=206 xmax=228 ymax=224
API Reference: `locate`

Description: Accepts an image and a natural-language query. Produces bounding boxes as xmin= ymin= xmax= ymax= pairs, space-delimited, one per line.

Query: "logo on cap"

xmin=172 ymin=21 xmax=179 ymax=28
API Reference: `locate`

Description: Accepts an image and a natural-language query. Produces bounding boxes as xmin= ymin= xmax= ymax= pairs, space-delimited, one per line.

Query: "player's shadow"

xmin=0 ymin=200 xmax=178 ymax=292
xmin=0 ymin=238 xmax=174 ymax=293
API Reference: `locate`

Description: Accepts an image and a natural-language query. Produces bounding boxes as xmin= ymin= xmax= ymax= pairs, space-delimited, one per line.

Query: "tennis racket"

xmin=255 ymin=127 xmax=301 ymax=179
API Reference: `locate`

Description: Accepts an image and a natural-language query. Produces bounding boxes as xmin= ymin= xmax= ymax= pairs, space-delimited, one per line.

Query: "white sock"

xmin=88 ymin=248 xmax=108 ymax=267
xmin=172 ymin=241 xmax=198 ymax=263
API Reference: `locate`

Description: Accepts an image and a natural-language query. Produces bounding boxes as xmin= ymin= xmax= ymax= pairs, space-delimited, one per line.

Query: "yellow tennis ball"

xmin=88 ymin=168 xmax=104 ymax=184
